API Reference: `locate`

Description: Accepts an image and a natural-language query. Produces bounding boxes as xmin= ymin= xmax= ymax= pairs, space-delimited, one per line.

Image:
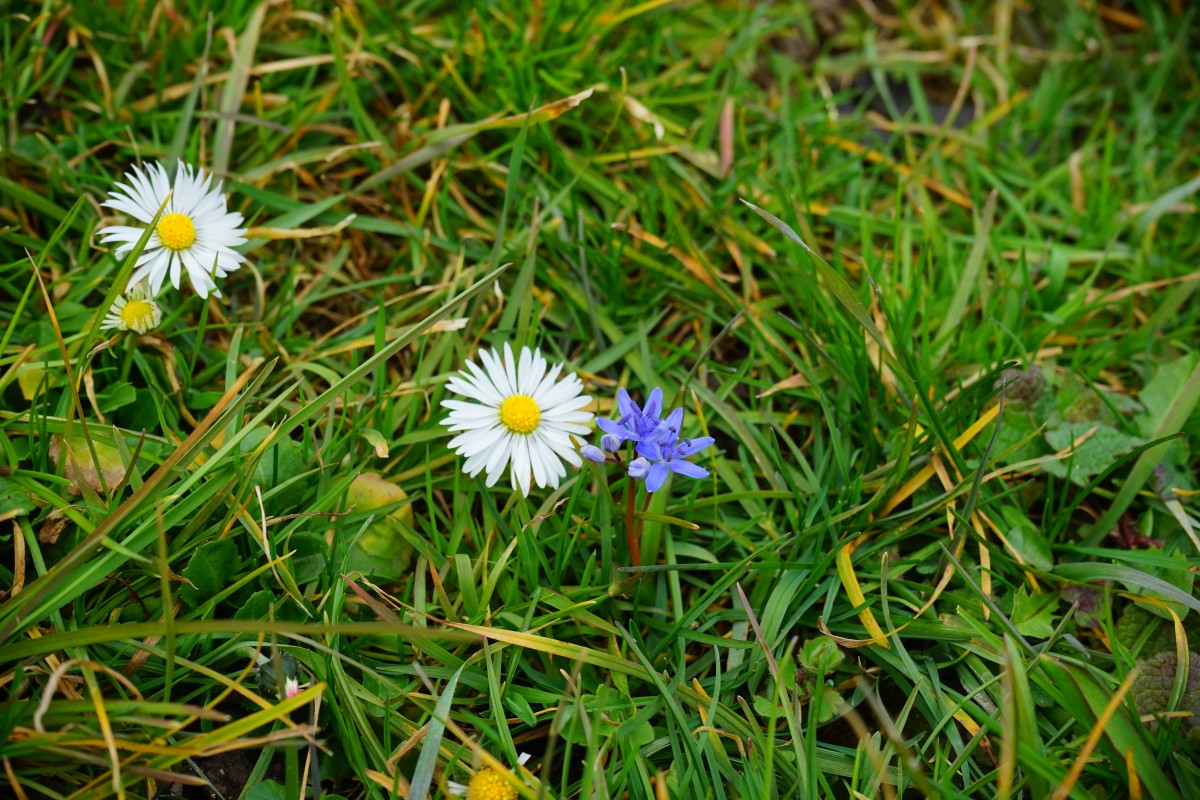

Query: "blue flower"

xmin=635 ymin=409 xmax=714 ymax=492
xmin=596 ymin=387 xmax=664 ymax=445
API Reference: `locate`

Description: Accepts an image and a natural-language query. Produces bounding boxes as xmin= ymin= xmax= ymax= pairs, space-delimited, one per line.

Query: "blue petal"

xmin=674 ymin=436 xmax=715 ymax=457
xmin=646 ymin=410 xmax=683 ymax=447
xmin=596 ymin=418 xmax=629 ymax=437
xmin=645 ymin=461 xmax=669 ymax=492
xmin=617 ymin=388 xmax=635 ymax=418
xmin=635 ymin=439 xmax=662 ymax=461
xmin=669 ymin=460 xmax=708 ymax=480
xmin=644 ymin=387 xmax=663 ymax=419
xmin=601 ymin=433 xmax=623 ymax=452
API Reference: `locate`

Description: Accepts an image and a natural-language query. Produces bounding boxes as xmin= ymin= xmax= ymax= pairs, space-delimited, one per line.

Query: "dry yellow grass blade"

xmin=244 ymin=213 xmax=357 ymax=240
xmin=821 ymin=135 xmax=973 ymax=209
xmin=836 ymin=540 xmax=889 ymax=649
xmin=1050 ymin=669 xmax=1139 ymax=800
xmin=881 ymin=402 xmax=1002 ymax=517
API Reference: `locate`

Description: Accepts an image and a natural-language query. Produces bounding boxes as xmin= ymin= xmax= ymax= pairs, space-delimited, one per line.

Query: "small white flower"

xmin=100 ymin=284 xmax=162 ymax=335
xmin=284 ymin=677 xmax=301 ymax=699
xmin=441 ymin=344 xmax=593 ymax=496
xmin=447 ymin=753 xmax=531 ymax=800
xmin=98 ymin=160 xmax=247 ymax=299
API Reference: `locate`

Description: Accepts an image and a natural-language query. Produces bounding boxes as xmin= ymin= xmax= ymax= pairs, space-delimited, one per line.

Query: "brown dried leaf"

xmin=49 ymin=435 xmax=130 ymax=497
xmin=38 ymin=509 xmax=70 ymax=545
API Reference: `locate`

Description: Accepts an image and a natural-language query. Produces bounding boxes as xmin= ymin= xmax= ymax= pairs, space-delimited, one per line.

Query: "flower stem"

xmin=624 ymin=477 xmax=640 ymax=567
xmin=635 ymin=491 xmax=652 ymax=556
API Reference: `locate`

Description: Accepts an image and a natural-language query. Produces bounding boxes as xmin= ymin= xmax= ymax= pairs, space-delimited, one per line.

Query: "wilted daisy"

xmin=441 ymin=343 xmax=593 ymax=496
xmin=448 ymin=753 xmax=531 ymax=800
xmin=100 ymin=284 xmax=162 ymax=335
xmin=98 ymin=160 xmax=246 ymax=299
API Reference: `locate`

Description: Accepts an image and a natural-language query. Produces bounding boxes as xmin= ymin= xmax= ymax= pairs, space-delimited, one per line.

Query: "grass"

xmin=2 ymin=0 xmax=1200 ymax=798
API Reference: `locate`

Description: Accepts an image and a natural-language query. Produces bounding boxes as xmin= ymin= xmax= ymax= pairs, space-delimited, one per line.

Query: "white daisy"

xmin=447 ymin=752 xmax=531 ymax=800
xmin=100 ymin=284 xmax=162 ymax=335
xmin=441 ymin=343 xmax=593 ymax=496
xmin=98 ymin=160 xmax=247 ymax=299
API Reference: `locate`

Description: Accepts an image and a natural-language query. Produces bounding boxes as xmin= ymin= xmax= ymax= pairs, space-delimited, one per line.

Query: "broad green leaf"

xmin=180 ymin=538 xmax=241 ymax=607
xmin=1043 ymin=423 xmax=1145 ymax=485
xmin=1010 ymin=586 xmax=1057 ymax=638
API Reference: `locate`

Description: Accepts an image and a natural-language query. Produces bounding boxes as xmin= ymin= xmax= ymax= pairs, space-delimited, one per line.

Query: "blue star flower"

xmin=596 ymin=387 xmax=664 ymax=445
xmin=635 ymin=408 xmax=714 ymax=492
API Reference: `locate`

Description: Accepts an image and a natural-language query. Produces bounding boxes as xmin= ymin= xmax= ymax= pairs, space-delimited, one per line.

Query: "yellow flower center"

xmin=157 ymin=212 xmax=196 ymax=250
xmin=499 ymin=395 xmax=540 ymax=434
xmin=119 ymin=299 xmax=158 ymax=333
xmin=467 ymin=768 xmax=518 ymax=800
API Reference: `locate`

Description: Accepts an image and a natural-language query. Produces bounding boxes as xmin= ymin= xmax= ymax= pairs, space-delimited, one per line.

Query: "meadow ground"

xmin=2 ymin=1 xmax=1200 ymax=798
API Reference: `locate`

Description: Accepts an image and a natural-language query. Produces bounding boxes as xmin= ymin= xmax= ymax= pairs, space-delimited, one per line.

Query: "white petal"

xmin=478 ymin=348 xmax=511 ymax=397
xmin=511 ymin=436 xmax=531 ymax=496
xmin=502 ymin=343 xmax=521 ymax=399
xmin=517 ymin=346 xmax=534 ymax=395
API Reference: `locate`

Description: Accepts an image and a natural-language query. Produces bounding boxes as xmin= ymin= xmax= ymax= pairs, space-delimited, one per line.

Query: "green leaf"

xmin=95 ymin=381 xmax=137 ymax=413
xmin=1139 ymin=353 xmax=1200 ymax=438
xmin=1131 ymin=650 xmax=1200 ymax=734
xmin=1055 ymin=563 xmax=1200 ymax=616
xmin=1130 ymin=548 xmax=1196 ymax=621
xmin=244 ymin=780 xmax=288 ymax=800
xmin=0 ymin=477 xmax=36 ymax=520
xmin=799 ymin=635 xmax=845 ymax=674
xmin=998 ymin=506 xmax=1053 ymax=570
xmin=1043 ymin=423 xmax=1146 ymax=485
xmin=1114 ymin=605 xmax=1176 ymax=656
xmin=1010 ymin=586 xmax=1057 ymax=638
xmin=232 ymin=589 xmax=275 ymax=621
xmin=342 ymin=472 xmax=414 ymax=579
xmin=180 ymin=538 xmax=241 ymax=606
xmin=239 ymin=428 xmax=309 ymax=514
xmin=286 ymin=530 xmax=327 ymax=584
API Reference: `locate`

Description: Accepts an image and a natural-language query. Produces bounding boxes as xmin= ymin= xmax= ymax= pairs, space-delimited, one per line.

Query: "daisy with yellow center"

xmin=98 ymin=160 xmax=247 ymax=299
xmin=100 ymin=284 xmax=162 ymax=335
xmin=447 ymin=752 xmax=531 ymax=800
xmin=441 ymin=343 xmax=593 ymax=497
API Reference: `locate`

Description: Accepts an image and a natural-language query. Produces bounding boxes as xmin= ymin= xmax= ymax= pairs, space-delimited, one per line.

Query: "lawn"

xmin=2 ymin=1 xmax=1199 ymax=798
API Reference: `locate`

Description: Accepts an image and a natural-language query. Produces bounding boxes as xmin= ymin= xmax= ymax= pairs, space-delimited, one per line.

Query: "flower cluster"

xmin=96 ymin=159 xmax=248 ymax=337
xmin=581 ymin=387 xmax=714 ymax=491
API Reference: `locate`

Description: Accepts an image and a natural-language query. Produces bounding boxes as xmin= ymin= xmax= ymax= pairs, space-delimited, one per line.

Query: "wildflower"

xmin=284 ymin=677 xmax=301 ymax=699
xmin=633 ymin=407 xmax=714 ymax=492
xmin=98 ymin=160 xmax=246 ymax=299
xmin=100 ymin=284 xmax=162 ymax=335
xmin=448 ymin=753 xmax=531 ymax=800
xmin=596 ymin=387 xmax=664 ymax=445
xmin=441 ymin=343 xmax=593 ymax=496
xmin=637 ymin=434 xmax=714 ymax=491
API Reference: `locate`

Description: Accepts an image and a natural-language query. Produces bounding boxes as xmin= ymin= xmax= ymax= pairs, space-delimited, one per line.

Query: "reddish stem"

xmin=624 ymin=478 xmax=640 ymax=567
